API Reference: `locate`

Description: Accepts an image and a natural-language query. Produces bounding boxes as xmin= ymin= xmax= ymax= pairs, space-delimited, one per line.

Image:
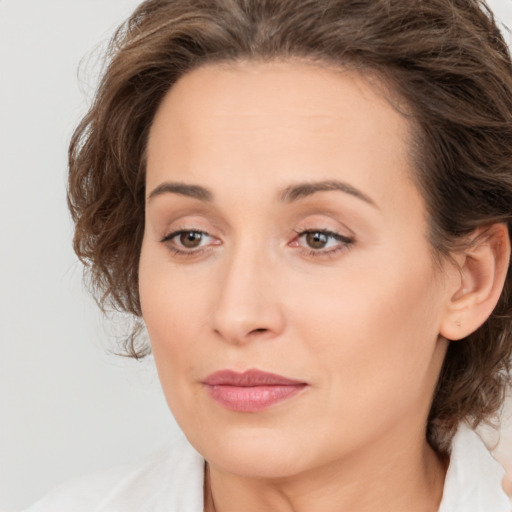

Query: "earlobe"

xmin=440 ymin=223 xmax=511 ymax=341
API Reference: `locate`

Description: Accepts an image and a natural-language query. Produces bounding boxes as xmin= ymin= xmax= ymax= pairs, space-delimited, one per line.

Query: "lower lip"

xmin=205 ymin=384 xmax=307 ymax=412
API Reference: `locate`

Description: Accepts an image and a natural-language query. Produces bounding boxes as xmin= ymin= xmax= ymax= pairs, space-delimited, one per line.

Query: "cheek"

xmin=140 ymin=285 xmax=204 ymax=427
xmin=139 ymin=232 xmax=205 ymax=334
xmin=290 ymin=251 xmax=445 ymax=418
xmin=138 ymin=244 xmax=204 ymax=398
xmin=141 ymin=286 xmax=202 ymax=349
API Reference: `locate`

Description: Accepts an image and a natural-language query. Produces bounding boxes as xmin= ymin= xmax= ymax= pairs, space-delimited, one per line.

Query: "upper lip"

xmin=203 ymin=369 xmax=306 ymax=387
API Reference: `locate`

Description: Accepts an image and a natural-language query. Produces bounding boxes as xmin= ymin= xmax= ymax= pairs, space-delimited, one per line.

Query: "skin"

xmin=139 ymin=60 xmax=466 ymax=512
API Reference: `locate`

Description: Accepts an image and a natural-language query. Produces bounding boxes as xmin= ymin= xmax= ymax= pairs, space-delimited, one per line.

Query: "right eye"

xmin=161 ymin=229 xmax=216 ymax=254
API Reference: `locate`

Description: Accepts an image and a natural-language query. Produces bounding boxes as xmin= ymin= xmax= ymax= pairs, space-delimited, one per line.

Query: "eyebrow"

xmin=147 ymin=182 xmax=213 ymax=202
xmin=147 ymin=179 xmax=377 ymax=208
xmin=280 ymin=180 xmax=377 ymax=208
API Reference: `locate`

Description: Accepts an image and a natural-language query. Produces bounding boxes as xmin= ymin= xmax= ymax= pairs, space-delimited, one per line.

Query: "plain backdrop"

xmin=1 ymin=0 xmax=512 ymax=511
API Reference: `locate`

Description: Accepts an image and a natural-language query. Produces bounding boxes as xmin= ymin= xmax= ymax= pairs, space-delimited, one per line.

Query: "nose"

xmin=210 ymin=246 xmax=285 ymax=345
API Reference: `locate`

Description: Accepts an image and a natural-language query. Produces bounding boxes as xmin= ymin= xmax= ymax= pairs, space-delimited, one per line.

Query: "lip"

xmin=202 ymin=369 xmax=308 ymax=412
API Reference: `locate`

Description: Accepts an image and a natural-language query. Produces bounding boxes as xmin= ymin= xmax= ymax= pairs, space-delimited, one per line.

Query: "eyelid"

xmin=160 ymin=228 xmax=210 ymax=243
xmin=293 ymin=228 xmax=354 ymax=245
xmin=290 ymin=228 xmax=355 ymax=258
xmin=160 ymin=228 xmax=221 ymax=257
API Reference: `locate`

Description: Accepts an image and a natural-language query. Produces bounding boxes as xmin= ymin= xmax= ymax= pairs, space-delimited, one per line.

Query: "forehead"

xmin=146 ymin=60 xmax=415 ymax=207
xmin=149 ymin=60 xmax=409 ymax=140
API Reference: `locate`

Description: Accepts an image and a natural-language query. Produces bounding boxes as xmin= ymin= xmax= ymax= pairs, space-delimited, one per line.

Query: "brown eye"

xmin=179 ymin=231 xmax=204 ymax=248
xmin=161 ymin=229 xmax=218 ymax=256
xmin=305 ymin=231 xmax=328 ymax=249
xmin=295 ymin=229 xmax=354 ymax=255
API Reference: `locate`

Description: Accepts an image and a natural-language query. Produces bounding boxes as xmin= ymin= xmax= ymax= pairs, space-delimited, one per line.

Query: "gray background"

xmin=1 ymin=0 xmax=511 ymax=510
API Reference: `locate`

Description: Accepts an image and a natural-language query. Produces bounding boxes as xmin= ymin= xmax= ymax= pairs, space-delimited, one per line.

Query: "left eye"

xmin=296 ymin=230 xmax=352 ymax=250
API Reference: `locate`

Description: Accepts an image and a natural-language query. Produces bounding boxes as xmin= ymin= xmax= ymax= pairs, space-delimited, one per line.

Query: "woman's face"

xmin=139 ymin=61 xmax=454 ymax=478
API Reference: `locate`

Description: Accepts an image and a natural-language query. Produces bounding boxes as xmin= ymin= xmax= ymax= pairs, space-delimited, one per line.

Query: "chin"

xmin=208 ymin=445 xmax=312 ymax=479
xmin=184 ymin=422 xmax=323 ymax=479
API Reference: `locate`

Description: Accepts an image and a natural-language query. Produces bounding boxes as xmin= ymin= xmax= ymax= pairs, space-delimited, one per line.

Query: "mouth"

xmin=202 ymin=369 xmax=308 ymax=412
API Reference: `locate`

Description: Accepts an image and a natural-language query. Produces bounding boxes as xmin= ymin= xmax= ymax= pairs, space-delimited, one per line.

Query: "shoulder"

xmin=23 ymin=434 xmax=205 ymax=512
xmin=439 ymin=422 xmax=512 ymax=512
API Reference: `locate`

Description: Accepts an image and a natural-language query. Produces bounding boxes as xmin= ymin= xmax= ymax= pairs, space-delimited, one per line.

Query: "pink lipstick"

xmin=202 ymin=369 xmax=307 ymax=412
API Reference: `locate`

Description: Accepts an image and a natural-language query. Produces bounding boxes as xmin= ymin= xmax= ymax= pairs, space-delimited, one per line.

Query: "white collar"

xmin=439 ymin=422 xmax=511 ymax=512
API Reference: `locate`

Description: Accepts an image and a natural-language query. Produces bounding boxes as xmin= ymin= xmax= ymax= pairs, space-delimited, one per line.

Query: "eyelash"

xmin=293 ymin=229 xmax=354 ymax=259
xmin=160 ymin=228 xmax=355 ymax=259
xmin=160 ymin=229 xmax=214 ymax=257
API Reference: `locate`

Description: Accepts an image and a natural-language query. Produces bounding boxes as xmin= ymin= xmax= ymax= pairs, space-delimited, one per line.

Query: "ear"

xmin=440 ymin=223 xmax=511 ymax=341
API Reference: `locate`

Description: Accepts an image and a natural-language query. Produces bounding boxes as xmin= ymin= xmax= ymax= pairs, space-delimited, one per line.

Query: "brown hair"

xmin=68 ymin=0 xmax=512 ymax=453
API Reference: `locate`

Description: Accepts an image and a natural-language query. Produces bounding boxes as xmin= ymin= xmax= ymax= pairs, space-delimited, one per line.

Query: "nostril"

xmin=250 ymin=328 xmax=268 ymax=334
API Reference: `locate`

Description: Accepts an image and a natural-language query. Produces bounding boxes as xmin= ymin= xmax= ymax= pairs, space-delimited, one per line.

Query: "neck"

xmin=203 ymin=428 xmax=447 ymax=512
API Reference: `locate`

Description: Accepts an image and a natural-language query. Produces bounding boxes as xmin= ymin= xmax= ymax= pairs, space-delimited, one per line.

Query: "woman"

xmin=26 ymin=0 xmax=512 ymax=510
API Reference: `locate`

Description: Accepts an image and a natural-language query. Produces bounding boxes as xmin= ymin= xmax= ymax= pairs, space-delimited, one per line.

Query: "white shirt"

xmin=25 ymin=423 xmax=511 ymax=512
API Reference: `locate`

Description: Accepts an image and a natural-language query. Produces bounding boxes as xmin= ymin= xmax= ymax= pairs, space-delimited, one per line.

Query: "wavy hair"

xmin=68 ymin=0 xmax=512 ymax=453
